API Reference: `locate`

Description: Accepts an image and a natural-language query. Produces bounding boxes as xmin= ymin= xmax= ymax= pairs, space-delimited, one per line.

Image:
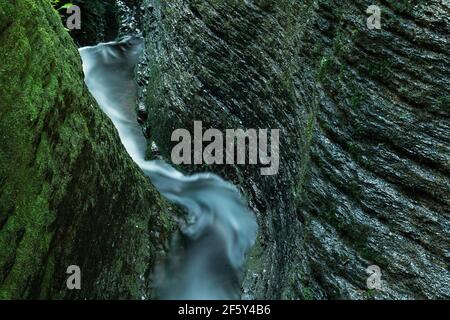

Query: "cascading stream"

xmin=79 ymin=36 xmax=257 ymax=300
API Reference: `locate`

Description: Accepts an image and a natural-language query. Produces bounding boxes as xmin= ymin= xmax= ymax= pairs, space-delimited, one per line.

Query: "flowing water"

xmin=79 ymin=36 xmax=257 ymax=300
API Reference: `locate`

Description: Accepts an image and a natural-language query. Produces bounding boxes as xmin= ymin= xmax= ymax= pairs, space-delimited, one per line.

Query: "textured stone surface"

xmin=0 ymin=0 xmax=173 ymax=299
xmin=141 ymin=0 xmax=450 ymax=299
xmin=55 ymin=0 xmax=119 ymax=47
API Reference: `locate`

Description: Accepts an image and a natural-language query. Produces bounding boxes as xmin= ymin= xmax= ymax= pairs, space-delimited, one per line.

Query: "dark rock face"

xmin=116 ymin=0 xmax=144 ymax=36
xmin=0 ymin=0 xmax=173 ymax=299
xmin=60 ymin=0 xmax=120 ymax=46
xmin=60 ymin=0 xmax=143 ymax=47
xmin=141 ymin=0 xmax=450 ymax=299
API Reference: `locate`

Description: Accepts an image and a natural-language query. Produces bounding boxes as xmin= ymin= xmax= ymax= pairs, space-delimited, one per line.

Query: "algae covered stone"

xmin=0 ymin=0 xmax=173 ymax=299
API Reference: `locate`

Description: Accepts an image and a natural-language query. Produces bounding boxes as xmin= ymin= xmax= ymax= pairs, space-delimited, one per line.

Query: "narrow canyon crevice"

xmin=0 ymin=0 xmax=174 ymax=299
xmin=0 ymin=0 xmax=449 ymax=300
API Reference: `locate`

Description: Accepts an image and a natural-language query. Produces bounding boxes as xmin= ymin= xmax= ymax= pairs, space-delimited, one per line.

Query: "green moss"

xmin=318 ymin=55 xmax=334 ymax=81
xmin=0 ymin=0 xmax=75 ymax=298
xmin=350 ymin=88 xmax=364 ymax=109
xmin=438 ymin=95 xmax=450 ymax=111
xmin=363 ymin=288 xmax=377 ymax=300
xmin=301 ymin=286 xmax=314 ymax=300
xmin=146 ymin=61 xmax=177 ymax=158
xmin=1 ymin=0 xmax=174 ymax=299
xmin=245 ymin=239 xmax=265 ymax=273
xmin=294 ymin=109 xmax=317 ymax=206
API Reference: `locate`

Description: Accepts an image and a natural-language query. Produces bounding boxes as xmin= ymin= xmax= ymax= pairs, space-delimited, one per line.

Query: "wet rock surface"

xmin=140 ymin=0 xmax=450 ymax=299
xmin=1 ymin=0 xmax=448 ymax=300
xmin=0 ymin=0 xmax=173 ymax=299
xmin=65 ymin=0 xmax=120 ymax=47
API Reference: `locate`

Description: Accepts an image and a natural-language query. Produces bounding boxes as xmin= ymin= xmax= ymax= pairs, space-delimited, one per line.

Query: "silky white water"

xmin=79 ymin=37 xmax=257 ymax=300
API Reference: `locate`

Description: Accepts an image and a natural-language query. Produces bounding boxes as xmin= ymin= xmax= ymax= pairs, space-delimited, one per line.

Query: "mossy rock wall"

xmin=0 ymin=0 xmax=173 ymax=299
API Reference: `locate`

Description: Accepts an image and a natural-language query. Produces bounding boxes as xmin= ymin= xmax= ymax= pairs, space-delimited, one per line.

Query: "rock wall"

xmin=0 ymin=0 xmax=173 ymax=299
xmin=68 ymin=0 xmax=119 ymax=46
xmin=142 ymin=0 xmax=450 ymax=299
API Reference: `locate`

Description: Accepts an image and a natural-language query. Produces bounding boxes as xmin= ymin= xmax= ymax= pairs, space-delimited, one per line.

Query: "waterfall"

xmin=79 ymin=36 xmax=257 ymax=300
